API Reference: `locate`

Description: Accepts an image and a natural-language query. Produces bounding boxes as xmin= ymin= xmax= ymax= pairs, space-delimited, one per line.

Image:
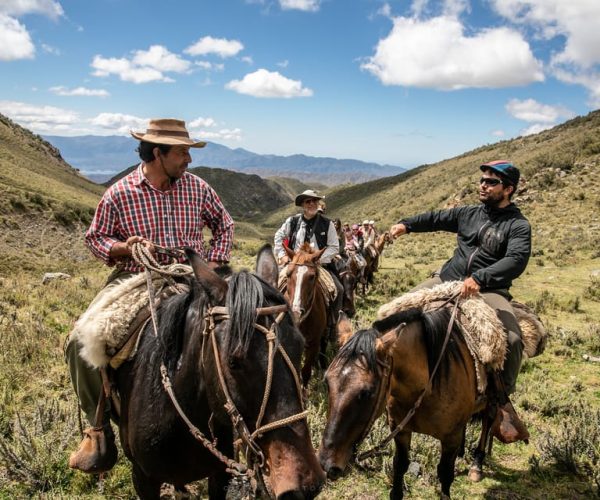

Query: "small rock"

xmin=591 ymin=269 xmax=600 ymax=278
xmin=407 ymin=461 xmax=421 ymax=477
xmin=42 ymin=272 xmax=72 ymax=284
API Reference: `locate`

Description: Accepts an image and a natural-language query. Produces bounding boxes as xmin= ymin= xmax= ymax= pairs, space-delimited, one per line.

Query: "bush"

xmin=532 ymin=401 xmax=600 ymax=491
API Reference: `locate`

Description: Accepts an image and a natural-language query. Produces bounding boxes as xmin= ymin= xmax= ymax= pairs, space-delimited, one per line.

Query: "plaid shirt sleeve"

xmin=202 ymin=183 xmax=234 ymax=263
xmin=84 ymin=193 xmax=120 ymax=266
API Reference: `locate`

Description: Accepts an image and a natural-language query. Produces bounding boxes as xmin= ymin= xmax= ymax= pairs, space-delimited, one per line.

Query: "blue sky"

xmin=1 ymin=0 xmax=599 ymax=168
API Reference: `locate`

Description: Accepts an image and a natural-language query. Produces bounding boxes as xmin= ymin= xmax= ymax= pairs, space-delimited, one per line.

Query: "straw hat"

xmin=131 ymin=118 xmax=206 ymax=148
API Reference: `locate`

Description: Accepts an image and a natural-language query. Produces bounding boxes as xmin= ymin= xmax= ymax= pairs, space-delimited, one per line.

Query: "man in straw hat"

xmin=274 ymin=190 xmax=344 ymax=324
xmin=65 ymin=118 xmax=234 ymax=473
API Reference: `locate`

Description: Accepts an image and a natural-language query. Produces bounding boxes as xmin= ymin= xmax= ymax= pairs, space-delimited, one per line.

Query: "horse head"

xmin=187 ymin=245 xmax=325 ymax=498
xmin=318 ymin=313 xmax=400 ymax=480
xmin=284 ymin=243 xmax=325 ymax=324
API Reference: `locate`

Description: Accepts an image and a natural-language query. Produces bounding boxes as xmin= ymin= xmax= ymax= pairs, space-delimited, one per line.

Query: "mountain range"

xmin=43 ymin=135 xmax=406 ymax=186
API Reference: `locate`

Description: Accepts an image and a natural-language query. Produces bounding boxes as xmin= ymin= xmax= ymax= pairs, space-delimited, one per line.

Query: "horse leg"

xmin=468 ymin=412 xmax=493 ymax=482
xmin=390 ymin=432 xmax=411 ymax=500
xmin=132 ymin=463 xmax=162 ymax=500
xmin=301 ymin=341 xmax=319 ymax=387
xmin=437 ymin=431 xmax=463 ymax=499
xmin=318 ymin=333 xmax=329 ymax=370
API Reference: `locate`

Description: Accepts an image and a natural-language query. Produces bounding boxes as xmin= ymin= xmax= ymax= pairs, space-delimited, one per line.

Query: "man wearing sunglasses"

xmin=390 ymin=161 xmax=531 ymax=430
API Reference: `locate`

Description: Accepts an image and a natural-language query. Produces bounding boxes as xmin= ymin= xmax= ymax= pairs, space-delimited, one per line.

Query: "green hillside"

xmin=0 ymin=114 xmax=105 ymax=274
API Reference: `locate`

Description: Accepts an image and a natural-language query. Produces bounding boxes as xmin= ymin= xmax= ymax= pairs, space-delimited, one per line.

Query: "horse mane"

xmin=373 ymin=307 xmax=465 ymax=389
xmin=335 ymin=328 xmax=379 ymax=373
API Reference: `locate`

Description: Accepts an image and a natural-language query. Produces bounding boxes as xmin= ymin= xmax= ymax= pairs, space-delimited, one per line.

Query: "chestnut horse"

xmin=282 ymin=243 xmax=330 ymax=387
xmin=116 ymin=245 xmax=324 ymax=499
xmin=319 ymin=309 xmax=492 ymax=499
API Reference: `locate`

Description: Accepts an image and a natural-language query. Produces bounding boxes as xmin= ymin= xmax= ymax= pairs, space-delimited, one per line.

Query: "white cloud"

xmin=241 ymin=56 xmax=253 ymax=65
xmin=492 ymin=0 xmax=600 ymax=104
xmin=225 ymin=69 xmax=313 ymax=98
xmin=0 ymin=0 xmax=64 ymax=20
xmin=492 ymin=130 xmax=505 ymax=137
xmin=189 ymin=117 xmax=217 ymax=128
xmin=277 ymin=59 xmax=289 ymax=68
xmin=41 ymin=43 xmax=60 ymax=55
xmin=520 ymin=123 xmax=554 ymax=136
xmin=91 ymin=46 xmax=189 ymax=84
xmin=132 ymin=45 xmax=191 ymax=73
xmin=0 ymin=14 xmax=35 ymax=60
xmin=90 ymin=112 xmax=147 ymax=135
xmin=50 ymin=85 xmax=109 ymax=97
xmin=195 ymin=60 xmax=224 ymax=72
xmin=185 ymin=36 xmax=244 ymax=58
xmin=505 ymin=98 xmax=574 ymax=123
xmin=197 ymin=128 xmax=243 ymax=141
xmin=361 ymin=15 xmax=544 ymax=90
xmin=279 ymin=0 xmax=320 ymax=12
xmin=0 ymin=100 xmax=79 ymax=133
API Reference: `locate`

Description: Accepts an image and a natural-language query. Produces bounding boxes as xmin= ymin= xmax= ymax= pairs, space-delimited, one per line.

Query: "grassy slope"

xmin=1 ymin=111 xmax=599 ymax=497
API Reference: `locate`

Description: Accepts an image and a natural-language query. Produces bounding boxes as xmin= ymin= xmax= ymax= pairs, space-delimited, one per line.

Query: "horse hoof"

xmin=468 ymin=466 xmax=483 ymax=482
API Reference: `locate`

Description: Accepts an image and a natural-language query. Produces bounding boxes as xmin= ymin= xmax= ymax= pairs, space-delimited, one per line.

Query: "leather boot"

xmin=69 ymin=424 xmax=118 ymax=473
xmin=490 ymin=401 xmax=529 ymax=444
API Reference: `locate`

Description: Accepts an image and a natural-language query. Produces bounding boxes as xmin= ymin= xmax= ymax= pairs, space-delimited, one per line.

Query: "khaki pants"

xmin=412 ymin=276 xmax=523 ymax=395
xmin=64 ymin=270 xmax=134 ymax=425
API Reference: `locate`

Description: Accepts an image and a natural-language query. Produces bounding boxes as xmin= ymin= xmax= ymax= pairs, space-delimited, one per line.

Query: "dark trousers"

xmin=64 ymin=270 xmax=134 ymax=425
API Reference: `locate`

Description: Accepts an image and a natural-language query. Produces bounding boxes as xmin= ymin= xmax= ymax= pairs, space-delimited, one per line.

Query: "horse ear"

xmin=376 ymin=323 xmax=405 ymax=355
xmin=283 ymin=243 xmax=295 ymax=260
xmin=312 ymin=247 xmax=326 ymax=261
xmin=185 ymin=248 xmax=228 ymax=305
xmin=255 ymin=244 xmax=278 ymax=288
xmin=336 ymin=311 xmax=354 ymax=346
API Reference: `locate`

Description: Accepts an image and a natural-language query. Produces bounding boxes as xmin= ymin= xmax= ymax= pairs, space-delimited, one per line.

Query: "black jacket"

xmin=400 ymin=204 xmax=531 ymax=292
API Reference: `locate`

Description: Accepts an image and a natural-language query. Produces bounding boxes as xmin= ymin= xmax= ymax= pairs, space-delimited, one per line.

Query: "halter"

xmin=201 ymin=303 xmax=308 ymax=468
xmin=286 ymin=261 xmax=319 ymax=324
xmin=355 ymin=296 xmax=461 ymax=462
xmin=131 ymin=243 xmax=307 ymax=496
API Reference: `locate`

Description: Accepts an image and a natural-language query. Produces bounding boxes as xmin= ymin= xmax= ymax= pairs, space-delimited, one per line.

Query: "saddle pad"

xmin=71 ymin=264 xmax=191 ymax=369
xmin=377 ymin=281 xmax=508 ymax=393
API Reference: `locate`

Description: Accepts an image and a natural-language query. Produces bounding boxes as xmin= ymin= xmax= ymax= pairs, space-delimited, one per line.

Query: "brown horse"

xmin=319 ymin=308 xmax=492 ymax=499
xmin=363 ymin=231 xmax=392 ymax=292
xmin=282 ymin=243 xmax=330 ymax=387
xmin=116 ymin=245 xmax=325 ymax=499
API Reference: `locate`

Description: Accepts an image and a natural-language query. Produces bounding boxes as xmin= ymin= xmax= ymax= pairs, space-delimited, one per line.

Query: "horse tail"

xmin=226 ymin=271 xmax=264 ymax=357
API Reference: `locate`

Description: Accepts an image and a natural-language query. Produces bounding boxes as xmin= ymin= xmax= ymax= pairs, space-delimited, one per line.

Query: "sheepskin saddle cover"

xmin=377 ymin=281 xmax=546 ymax=393
xmin=72 ymin=264 xmax=191 ymax=369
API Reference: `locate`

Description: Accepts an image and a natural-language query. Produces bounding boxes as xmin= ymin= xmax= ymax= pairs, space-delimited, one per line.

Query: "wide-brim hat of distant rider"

xmin=131 ymin=118 xmax=206 ymax=148
xmin=295 ymin=189 xmax=324 ymax=207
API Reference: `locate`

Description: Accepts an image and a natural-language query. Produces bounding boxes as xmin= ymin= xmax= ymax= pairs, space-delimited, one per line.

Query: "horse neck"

xmin=388 ymin=320 xmax=431 ymax=389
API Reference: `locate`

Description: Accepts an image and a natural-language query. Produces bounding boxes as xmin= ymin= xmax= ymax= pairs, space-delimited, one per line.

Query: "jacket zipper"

xmin=465 ymin=221 xmax=491 ymax=277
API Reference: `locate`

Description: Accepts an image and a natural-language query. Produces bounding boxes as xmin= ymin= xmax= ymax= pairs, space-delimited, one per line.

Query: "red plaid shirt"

xmin=85 ymin=164 xmax=234 ymax=272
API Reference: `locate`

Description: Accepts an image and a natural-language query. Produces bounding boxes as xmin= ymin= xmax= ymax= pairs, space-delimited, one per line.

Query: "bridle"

xmin=201 ymin=303 xmax=308 ymax=466
xmin=131 ymin=243 xmax=307 ymax=496
xmin=286 ymin=260 xmax=319 ymax=324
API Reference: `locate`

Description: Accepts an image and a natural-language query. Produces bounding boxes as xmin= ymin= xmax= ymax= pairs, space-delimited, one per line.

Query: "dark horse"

xmin=319 ymin=309 xmax=492 ymax=499
xmin=282 ymin=243 xmax=330 ymax=387
xmin=362 ymin=231 xmax=392 ymax=293
xmin=116 ymin=245 xmax=325 ymax=499
xmin=333 ymin=255 xmax=357 ymax=318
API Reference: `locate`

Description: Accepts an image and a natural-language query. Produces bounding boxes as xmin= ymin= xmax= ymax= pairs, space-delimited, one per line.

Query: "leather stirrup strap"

xmin=93 ymin=367 xmax=112 ymax=428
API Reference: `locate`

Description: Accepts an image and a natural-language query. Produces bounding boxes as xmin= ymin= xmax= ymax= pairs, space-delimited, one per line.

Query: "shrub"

xmin=532 ymin=401 xmax=600 ymax=491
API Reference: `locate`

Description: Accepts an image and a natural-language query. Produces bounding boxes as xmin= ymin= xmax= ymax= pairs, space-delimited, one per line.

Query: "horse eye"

xmin=228 ymin=357 xmax=242 ymax=370
xmin=357 ymin=388 xmax=373 ymax=401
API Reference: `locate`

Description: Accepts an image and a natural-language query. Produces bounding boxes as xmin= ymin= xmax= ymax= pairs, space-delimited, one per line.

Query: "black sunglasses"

xmin=479 ymin=177 xmax=503 ymax=186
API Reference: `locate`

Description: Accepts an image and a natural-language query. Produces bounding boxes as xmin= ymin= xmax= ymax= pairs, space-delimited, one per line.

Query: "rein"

xmin=356 ymin=294 xmax=461 ymax=462
xmin=131 ymin=243 xmax=307 ymax=495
